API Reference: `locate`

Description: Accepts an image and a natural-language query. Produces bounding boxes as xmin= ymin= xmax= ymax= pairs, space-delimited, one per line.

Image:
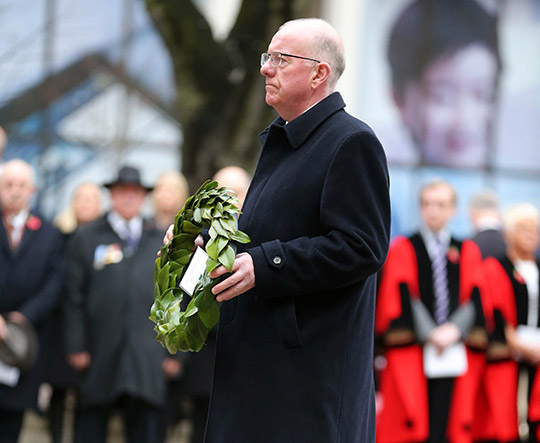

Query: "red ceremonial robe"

xmin=474 ymin=256 xmax=540 ymax=442
xmin=375 ymin=235 xmax=488 ymax=443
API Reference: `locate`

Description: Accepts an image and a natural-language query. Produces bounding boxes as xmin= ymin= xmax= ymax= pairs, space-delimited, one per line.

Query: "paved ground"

xmin=19 ymin=402 xmax=191 ymax=443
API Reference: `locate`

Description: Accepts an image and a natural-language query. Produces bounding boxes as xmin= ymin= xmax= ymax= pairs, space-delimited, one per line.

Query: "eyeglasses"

xmin=261 ymin=52 xmax=320 ymax=67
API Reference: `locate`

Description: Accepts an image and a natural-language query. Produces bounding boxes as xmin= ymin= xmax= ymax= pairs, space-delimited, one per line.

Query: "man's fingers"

xmin=210 ymin=265 xmax=231 ymax=280
xmin=194 ymin=235 xmax=204 ymax=249
xmin=208 ymin=253 xmax=255 ymax=301
xmin=163 ymin=224 xmax=174 ymax=245
xmin=216 ymin=283 xmax=244 ymax=302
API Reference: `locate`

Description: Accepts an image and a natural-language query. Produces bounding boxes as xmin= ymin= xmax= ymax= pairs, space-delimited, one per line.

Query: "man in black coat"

xmin=64 ymin=166 xmax=181 ymax=443
xmin=206 ymin=18 xmax=391 ymax=442
xmin=0 ymin=159 xmax=65 ymax=442
xmin=469 ymin=189 xmax=506 ymax=259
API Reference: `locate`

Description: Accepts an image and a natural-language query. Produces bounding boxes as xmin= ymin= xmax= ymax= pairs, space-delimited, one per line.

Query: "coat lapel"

xmin=0 ymin=216 xmax=11 ymax=258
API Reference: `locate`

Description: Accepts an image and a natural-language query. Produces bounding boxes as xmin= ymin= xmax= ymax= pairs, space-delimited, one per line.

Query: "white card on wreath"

xmin=179 ymin=247 xmax=210 ymax=296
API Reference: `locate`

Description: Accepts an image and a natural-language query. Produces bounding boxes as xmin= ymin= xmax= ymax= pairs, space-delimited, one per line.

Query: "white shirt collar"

xmin=107 ymin=211 xmax=142 ymax=242
xmin=8 ymin=209 xmax=30 ymax=231
xmin=420 ymin=225 xmax=451 ymax=258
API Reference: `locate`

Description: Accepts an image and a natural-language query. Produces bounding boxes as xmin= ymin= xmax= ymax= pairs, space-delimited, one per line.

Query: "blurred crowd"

xmin=1 ymin=118 xmax=540 ymax=443
xmin=375 ymin=180 xmax=540 ymax=443
xmin=0 ymin=128 xmax=251 ymax=443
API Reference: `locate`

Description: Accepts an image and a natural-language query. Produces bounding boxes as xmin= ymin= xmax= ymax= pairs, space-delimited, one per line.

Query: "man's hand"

xmin=520 ymin=345 xmax=540 ymax=365
xmin=210 ymin=253 xmax=255 ymax=302
xmin=163 ymin=224 xmax=174 ymax=246
xmin=162 ymin=357 xmax=183 ymax=379
xmin=68 ymin=352 xmax=91 ymax=371
xmin=159 ymin=224 xmax=204 ymax=256
xmin=8 ymin=311 xmax=27 ymax=324
xmin=506 ymin=326 xmax=540 ymax=365
xmin=0 ymin=311 xmax=27 ymax=342
xmin=428 ymin=322 xmax=461 ymax=354
xmin=0 ymin=315 xmax=6 ymax=341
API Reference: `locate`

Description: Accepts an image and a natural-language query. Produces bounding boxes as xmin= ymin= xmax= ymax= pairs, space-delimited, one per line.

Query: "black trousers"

xmin=0 ymin=408 xmax=24 ymax=443
xmin=74 ymin=396 xmax=163 ymax=443
xmin=190 ymin=396 xmax=210 ymax=443
xmin=426 ymin=377 xmax=454 ymax=443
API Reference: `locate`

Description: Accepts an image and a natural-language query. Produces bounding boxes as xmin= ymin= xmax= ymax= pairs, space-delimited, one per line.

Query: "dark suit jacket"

xmin=63 ymin=214 xmax=170 ymax=408
xmin=472 ymin=228 xmax=506 ymax=259
xmin=205 ymin=92 xmax=391 ymax=443
xmin=0 ymin=211 xmax=64 ymax=410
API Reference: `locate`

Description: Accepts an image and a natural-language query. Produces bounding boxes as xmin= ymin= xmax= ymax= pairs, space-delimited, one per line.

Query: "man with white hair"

xmin=476 ymin=203 xmax=540 ymax=442
xmin=202 ymin=18 xmax=390 ymax=442
xmin=0 ymin=159 xmax=64 ymax=442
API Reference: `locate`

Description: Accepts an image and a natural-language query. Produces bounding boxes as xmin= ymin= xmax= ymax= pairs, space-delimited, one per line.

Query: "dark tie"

xmin=125 ymin=223 xmax=139 ymax=251
xmin=432 ymin=237 xmax=449 ymax=324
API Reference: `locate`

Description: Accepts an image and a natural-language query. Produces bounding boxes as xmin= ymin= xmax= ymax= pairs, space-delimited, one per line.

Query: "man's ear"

xmin=311 ymin=62 xmax=331 ymax=90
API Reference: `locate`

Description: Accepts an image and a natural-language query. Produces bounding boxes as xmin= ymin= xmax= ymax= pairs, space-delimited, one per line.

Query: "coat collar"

xmin=259 ymin=92 xmax=346 ymax=150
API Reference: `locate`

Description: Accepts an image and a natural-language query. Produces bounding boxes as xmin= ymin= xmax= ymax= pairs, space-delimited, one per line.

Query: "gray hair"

xmin=470 ymin=189 xmax=498 ymax=211
xmin=503 ymin=203 xmax=539 ymax=233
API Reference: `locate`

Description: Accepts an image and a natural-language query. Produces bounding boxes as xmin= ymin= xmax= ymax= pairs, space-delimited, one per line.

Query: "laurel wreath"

xmin=150 ymin=180 xmax=250 ymax=353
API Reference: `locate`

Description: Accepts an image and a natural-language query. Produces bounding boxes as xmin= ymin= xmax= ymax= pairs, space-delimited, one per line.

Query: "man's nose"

xmin=260 ymin=62 xmax=274 ymax=76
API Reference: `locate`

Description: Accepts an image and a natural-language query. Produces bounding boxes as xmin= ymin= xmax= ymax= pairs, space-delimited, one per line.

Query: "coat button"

xmin=272 ymin=256 xmax=282 ymax=265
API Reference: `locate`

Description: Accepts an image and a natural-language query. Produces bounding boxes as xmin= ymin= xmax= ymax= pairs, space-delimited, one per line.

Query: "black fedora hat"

xmin=0 ymin=319 xmax=38 ymax=372
xmin=104 ymin=166 xmax=153 ymax=192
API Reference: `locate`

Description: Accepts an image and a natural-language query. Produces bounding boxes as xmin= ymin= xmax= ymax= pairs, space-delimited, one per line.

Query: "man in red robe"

xmin=475 ymin=203 xmax=540 ymax=443
xmin=376 ymin=179 xmax=488 ymax=443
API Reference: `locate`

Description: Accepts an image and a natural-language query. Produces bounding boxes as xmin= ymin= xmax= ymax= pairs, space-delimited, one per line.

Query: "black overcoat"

xmin=205 ymin=93 xmax=391 ymax=443
xmin=0 ymin=211 xmax=65 ymax=410
xmin=63 ymin=215 xmax=169 ymax=407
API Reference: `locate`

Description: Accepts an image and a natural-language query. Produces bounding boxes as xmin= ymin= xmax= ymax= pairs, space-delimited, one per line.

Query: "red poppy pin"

xmin=513 ymin=269 xmax=526 ymax=285
xmin=446 ymin=245 xmax=460 ymax=264
xmin=26 ymin=215 xmax=42 ymax=231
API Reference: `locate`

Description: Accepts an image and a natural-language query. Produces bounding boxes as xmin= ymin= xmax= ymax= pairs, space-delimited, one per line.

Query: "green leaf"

xmin=204 ymin=180 xmax=218 ymax=191
xmin=199 ymin=301 xmax=220 ymax=329
xmin=205 ymin=237 xmax=219 ymax=260
xmin=171 ymin=233 xmax=196 ymax=250
xmin=218 ymin=245 xmax=236 ymax=271
xmin=184 ymin=300 xmax=199 ymax=318
xmin=182 ymin=220 xmax=202 ymax=234
xmin=212 ymin=220 xmax=228 ymax=237
xmin=159 ymin=244 xmax=169 ymax=263
xmin=157 ymin=263 xmax=170 ymax=293
xmin=206 ymin=258 xmax=220 ymax=273
xmin=216 ymin=236 xmax=228 ymax=254
xmin=208 ymin=225 xmax=218 ymax=240
xmin=231 ymin=230 xmax=251 ymax=244
xmin=193 ymin=207 xmax=202 ymax=224
xmin=220 ymin=217 xmax=236 ymax=234
xmin=201 ymin=207 xmax=212 ymax=221
xmin=183 ymin=194 xmax=195 ymax=210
